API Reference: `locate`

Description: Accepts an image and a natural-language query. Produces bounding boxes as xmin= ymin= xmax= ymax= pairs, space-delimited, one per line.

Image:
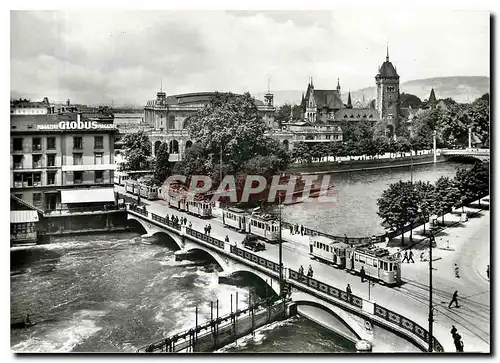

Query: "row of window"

xmin=13 ymin=171 xmax=107 ymax=186
xmin=314 ymin=241 xmax=332 ymax=252
xmin=250 ymin=219 xmax=278 ymax=232
xmin=12 ymin=152 xmax=106 ymax=168
xmin=11 ymin=222 xmax=36 ymax=235
xmin=325 ymin=135 xmax=341 ymax=140
xmin=342 ymin=114 xmax=374 ymax=119
xmin=353 ymin=252 xmax=398 ymax=272
xmin=12 ymin=136 xmax=104 ymax=152
xmin=224 ymin=212 xmax=243 ymax=221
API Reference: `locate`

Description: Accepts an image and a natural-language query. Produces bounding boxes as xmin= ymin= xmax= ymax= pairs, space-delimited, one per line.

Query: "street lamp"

xmin=368 ymin=280 xmax=375 ymax=301
xmin=428 ymin=234 xmax=435 ymax=352
xmin=278 ymin=194 xmax=283 ymax=297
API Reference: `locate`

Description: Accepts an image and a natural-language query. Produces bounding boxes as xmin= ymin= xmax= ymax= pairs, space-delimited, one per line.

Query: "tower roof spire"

xmin=160 ymin=77 xmax=163 ymax=92
xmin=267 ymin=77 xmax=271 ymax=93
xmin=386 ymin=42 xmax=389 ymax=62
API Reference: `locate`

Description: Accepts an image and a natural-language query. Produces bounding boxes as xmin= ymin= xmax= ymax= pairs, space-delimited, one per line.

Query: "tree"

xmin=455 ymin=162 xmax=489 ymax=210
xmin=400 ymin=92 xmax=423 ymax=109
xmin=152 ymin=142 xmax=171 ymax=186
xmin=377 ymin=181 xmax=420 ymax=245
xmin=122 ymin=130 xmax=152 ymax=171
xmin=434 ymin=176 xmax=461 ymax=224
xmin=414 ymin=181 xmax=436 ymax=235
xmin=274 ymin=104 xmax=302 ymax=126
xmin=177 ymin=92 xmax=290 ymax=188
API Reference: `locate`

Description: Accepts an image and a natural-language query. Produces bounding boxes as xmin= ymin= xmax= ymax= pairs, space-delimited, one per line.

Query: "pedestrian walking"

xmin=189 ymin=221 xmax=192 ymax=229
xmin=208 ymin=224 xmax=212 ymax=235
xmin=300 ymin=225 xmax=304 ymax=236
xmin=204 ymin=225 xmax=208 ymax=235
xmin=289 ymin=225 xmax=293 ymax=235
xmin=360 ymin=266 xmax=366 ymax=283
xmin=448 ymin=290 xmax=460 ymax=309
xmin=402 ymin=251 xmax=409 ymax=263
xmin=346 ymin=283 xmax=352 ymax=296
xmin=450 ymin=325 xmax=457 ymax=338
xmin=420 ymin=251 xmax=425 ymax=262
xmin=408 ymin=249 xmax=415 ymax=263
xmin=295 ymin=224 xmax=299 ymax=234
xmin=298 ymin=265 xmax=304 ymax=275
xmin=454 ymin=263 xmax=460 ymax=278
xmin=307 ymin=265 xmax=314 ymax=278
xmin=454 ymin=333 xmax=464 ymax=352
xmin=225 ymin=235 xmax=229 ymax=244
xmin=487 ymin=265 xmax=490 ymax=280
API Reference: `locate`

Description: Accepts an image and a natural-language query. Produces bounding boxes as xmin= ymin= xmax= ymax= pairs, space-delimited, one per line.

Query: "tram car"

xmin=185 ymin=197 xmax=212 ymax=218
xmin=222 ymin=207 xmax=248 ymax=232
xmin=246 ymin=213 xmax=279 ymax=243
xmin=309 ymin=237 xmax=350 ymax=269
xmin=139 ymin=184 xmax=159 ymax=200
xmin=345 ymin=246 xmax=401 ymax=286
xmin=114 ymin=171 xmax=130 ymax=186
xmin=124 ymin=180 xmax=139 ymax=195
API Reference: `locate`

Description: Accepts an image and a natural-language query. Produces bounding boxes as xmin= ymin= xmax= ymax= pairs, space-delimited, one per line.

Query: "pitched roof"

xmin=377 ymin=61 xmax=399 ymax=79
xmin=428 ymin=88 xmax=437 ymax=103
xmin=313 ymin=90 xmax=344 ymax=110
xmin=147 ymin=92 xmax=265 ymax=108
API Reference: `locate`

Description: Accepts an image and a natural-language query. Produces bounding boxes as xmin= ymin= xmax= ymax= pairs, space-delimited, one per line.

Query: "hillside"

xmin=254 ymin=76 xmax=490 ymax=106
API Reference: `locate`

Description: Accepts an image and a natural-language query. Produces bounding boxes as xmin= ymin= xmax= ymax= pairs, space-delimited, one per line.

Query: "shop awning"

xmin=61 ymin=188 xmax=115 ymax=204
xmin=11 ymin=210 xmax=39 ymax=224
xmin=62 ymin=164 xmax=117 ymax=172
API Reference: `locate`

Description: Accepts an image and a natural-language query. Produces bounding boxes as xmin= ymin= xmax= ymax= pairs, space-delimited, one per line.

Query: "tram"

xmin=124 ymin=180 xmax=139 ymax=195
xmin=114 ymin=171 xmax=130 ymax=186
xmin=309 ymin=237 xmax=350 ymax=269
xmin=309 ymin=237 xmax=401 ymax=286
xmin=167 ymin=190 xmax=212 ymax=218
xmin=222 ymin=207 xmax=248 ymax=232
xmin=139 ymin=184 xmax=159 ymax=200
xmin=246 ymin=213 xmax=279 ymax=243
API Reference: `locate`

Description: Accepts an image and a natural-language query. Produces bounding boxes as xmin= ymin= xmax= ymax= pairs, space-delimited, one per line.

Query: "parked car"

xmin=242 ymin=235 xmax=266 ymax=252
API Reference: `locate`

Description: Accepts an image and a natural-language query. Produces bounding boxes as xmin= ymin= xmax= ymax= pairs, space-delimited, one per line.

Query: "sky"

xmin=10 ymin=10 xmax=490 ymax=106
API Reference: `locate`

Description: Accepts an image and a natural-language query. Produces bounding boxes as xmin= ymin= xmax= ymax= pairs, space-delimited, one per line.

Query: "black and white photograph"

xmin=8 ymin=6 xmax=491 ymax=354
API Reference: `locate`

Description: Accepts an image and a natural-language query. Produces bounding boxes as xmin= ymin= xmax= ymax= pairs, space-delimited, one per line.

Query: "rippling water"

xmin=11 ymin=161 xmax=469 ymax=353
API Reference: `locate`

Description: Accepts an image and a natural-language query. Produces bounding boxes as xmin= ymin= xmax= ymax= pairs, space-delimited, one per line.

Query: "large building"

xmin=375 ymin=47 xmax=400 ymax=134
xmin=10 ymin=113 xmax=117 ymax=214
xmin=143 ymin=90 xmax=276 ymax=160
xmin=11 ymin=98 xmax=51 ymax=115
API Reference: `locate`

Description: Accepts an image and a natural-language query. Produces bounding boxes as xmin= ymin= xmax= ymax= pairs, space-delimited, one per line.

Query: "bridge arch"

xmin=126 ymin=214 xmax=183 ymax=249
xmin=226 ymin=270 xmax=280 ymax=297
xmin=292 ymin=299 xmax=361 ymax=342
xmin=184 ymin=245 xmax=228 ymax=270
xmin=151 ymin=231 xmax=182 ymax=250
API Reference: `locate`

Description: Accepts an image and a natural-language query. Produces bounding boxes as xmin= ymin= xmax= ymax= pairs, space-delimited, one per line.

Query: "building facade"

xmin=10 ymin=113 xmax=117 ymax=214
xmin=143 ymin=91 xmax=276 ymax=160
xmin=10 ymin=98 xmax=51 ymax=115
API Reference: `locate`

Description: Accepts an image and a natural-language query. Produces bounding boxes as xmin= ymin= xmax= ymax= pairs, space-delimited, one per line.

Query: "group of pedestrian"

xmin=401 ymin=249 xmax=415 ymax=263
xmin=450 ymin=325 xmax=465 ymax=352
xmin=169 ymin=214 xmax=181 ymax=225
xmin=298 ymin=265 xmax=314 ymax=278
xmin=290 ymin=224 xmax=304 ymax=236
xmin=204 ymin=224 xmax=212 ymax=235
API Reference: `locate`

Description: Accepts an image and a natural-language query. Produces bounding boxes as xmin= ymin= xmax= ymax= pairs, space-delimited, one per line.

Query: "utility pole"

xmin=433 ymin=130 xmax=437 ymax=164
xmin=428 ymin=234 xmax=434 ymax=352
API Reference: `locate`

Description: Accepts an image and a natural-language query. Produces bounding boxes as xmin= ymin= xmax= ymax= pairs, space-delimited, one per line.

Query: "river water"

xmin=10 ymin=161 xmax=469 ymax=353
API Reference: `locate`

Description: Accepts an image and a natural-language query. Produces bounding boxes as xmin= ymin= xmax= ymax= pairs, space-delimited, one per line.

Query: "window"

xmin=73 ymin=153 xmax=83 ymax=165
xmin=326 ymin=135 xmax=331 ymax=140
xmin=13 ymin=155 xmax=23 ymax=168
xmin=13 ymin=138 xmax=23 ymax=151
xmin=32 ymin=154 xmax=42 ymax=168
xmin=13 ymin=173 xmax=22 ymax=187
xmin=32 ymin=137 xmax=41 ymax=151
xmin=47 ymin=171 xmax=56 ymax=185
xmin=95 ymin=170 xmax=103 ymax=183
xmin=33 ymin=173 xmax=41 ymax=186
xmin=73 ymin=136 xmax=83 ymax=149
xmin=47 ymin=137 xmax=56 ymax=149
xmin=168 ymin=116 xmax=175 ymax=129
xmin=47 ymin=154 xmax=56 ymax=167
xmin=94 ymin=136 xmax=103 ymax=149
xmin=94 ymin=152 xmax=103 ymax=165
xmin=33 ymin=193 xmax=42 ymax=208
xmin=359 ymin=255 xmax=366 ymax=263
xmin=74 ymin=172 xmax=83 ymax=184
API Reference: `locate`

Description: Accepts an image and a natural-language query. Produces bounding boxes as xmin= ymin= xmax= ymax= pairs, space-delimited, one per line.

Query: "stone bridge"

xmin=440 ymin=148 xmax=489 ymax=162
xmin=126 ymin=204 xmax=443 ymax=352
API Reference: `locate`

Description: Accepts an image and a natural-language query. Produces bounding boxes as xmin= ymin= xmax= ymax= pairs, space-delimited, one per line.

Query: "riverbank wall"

xmin=286 ymin=154 xmax=445 ymax=175
xmin=37 ymin=210 xmax=129 ymax=243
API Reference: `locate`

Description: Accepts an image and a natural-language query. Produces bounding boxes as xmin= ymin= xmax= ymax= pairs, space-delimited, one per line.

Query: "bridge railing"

xmin=186 ymin=227 xmax=225 ymax=250
xmin=288 ymin=268 xmax=363 ymax=309
xmin=373 ymin=303 xmax=443 ymax=352
xmin=230 ymin=245 xmax=281 ymax=274
xmin=151 ymin=212 xmax=182 ymax=231
xmin=129 ymin=204 xmax=148 ymax=217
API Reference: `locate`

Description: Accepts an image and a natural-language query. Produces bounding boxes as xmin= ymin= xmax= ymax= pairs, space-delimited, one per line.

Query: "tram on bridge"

xmin=167 ymin=190 xmax=212 ymax=218
xmin=309 ymin=237 xmax=401 ymax=286
xmin=222 ymin=208 xmax=279 ymax=243
xmin=124 ymin=180 xmax=159 ymax=200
